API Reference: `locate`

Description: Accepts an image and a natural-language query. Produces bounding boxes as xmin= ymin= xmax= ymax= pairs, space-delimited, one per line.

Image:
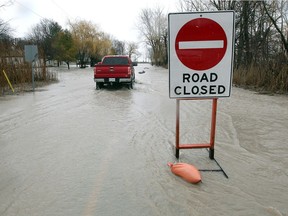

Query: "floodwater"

xmin=0 ymin=64 xmax=288 ymax=216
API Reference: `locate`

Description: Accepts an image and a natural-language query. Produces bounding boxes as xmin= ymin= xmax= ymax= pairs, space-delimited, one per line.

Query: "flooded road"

xmin=1 ymin=64 xmax=288 ymax=216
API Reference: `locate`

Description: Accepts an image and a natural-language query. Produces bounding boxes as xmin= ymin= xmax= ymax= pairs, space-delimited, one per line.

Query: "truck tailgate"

xmin=94 ymin=65 xmax=130 ymax=78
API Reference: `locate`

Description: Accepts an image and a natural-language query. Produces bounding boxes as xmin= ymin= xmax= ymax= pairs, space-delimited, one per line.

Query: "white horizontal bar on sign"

xmin=179 ymin=40 xmax=224 ymax=49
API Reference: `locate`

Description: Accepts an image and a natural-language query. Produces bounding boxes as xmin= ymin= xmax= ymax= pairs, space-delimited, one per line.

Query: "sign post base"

xmin=175 ymin=98 xmax=218 ymax=159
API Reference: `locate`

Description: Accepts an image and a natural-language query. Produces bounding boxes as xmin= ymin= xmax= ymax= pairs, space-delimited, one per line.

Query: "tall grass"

xmin=233 ymin=63 xmax=288 ymax=94
xmin=0 ymin=59 xmax=57 ymax=95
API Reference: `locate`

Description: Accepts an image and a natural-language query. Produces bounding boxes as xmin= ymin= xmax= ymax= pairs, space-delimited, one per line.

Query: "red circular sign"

xmin=175 ymin=18 xmax=227 ymax=71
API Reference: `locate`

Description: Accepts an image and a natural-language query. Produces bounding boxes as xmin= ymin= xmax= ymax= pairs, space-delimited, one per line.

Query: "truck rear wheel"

xmin=128 ymin=81 xmax=133 ymax=89
xmin=96 ymin=83 xmax=103 ymax=90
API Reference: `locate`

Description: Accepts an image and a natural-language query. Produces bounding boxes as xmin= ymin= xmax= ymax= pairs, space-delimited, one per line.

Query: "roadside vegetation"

xmin=1 ymin=0 xmax=287 ymax=95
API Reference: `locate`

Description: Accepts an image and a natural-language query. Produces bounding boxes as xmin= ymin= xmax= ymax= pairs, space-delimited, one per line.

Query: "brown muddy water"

xmin=0 ymin=64 xmax=287 ymax=216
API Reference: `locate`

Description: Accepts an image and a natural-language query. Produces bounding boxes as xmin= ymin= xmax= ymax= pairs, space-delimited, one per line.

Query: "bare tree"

xmin=211 ymin=0 xmax=237 ymax=10
xmin=126 ymin=41 xmax=138 ymax=58
xmin=0 ymin=0 xmax=13 ymax=39
xmin=178 ymin=0 xmax=210 ymax=12
xmin=112 ymin=39 xmax=125 ymax=55
xmin=138 ymin=7 xmax=168 ymax=66
xmin=0 ymin=18 xmax=12 ymax=39
xmin=28 ymin=18 xmax=62 ymax=78
xmin=263 ymin=0 xmax=288 ymax=55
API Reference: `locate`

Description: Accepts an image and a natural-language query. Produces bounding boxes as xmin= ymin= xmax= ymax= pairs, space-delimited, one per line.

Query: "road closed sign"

xmin=169 ymin=11 xmax=235 ymax=98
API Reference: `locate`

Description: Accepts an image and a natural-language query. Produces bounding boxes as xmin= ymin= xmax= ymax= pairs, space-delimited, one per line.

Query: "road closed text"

xmin=173 ymin=72 xmax=226 ymax=96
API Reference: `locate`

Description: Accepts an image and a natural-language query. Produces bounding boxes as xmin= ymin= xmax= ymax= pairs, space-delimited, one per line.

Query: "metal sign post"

xmin=24 ymin=45 xmax=38 ymax=91
xmin=175 ymin=98 xmax=217 ymax=159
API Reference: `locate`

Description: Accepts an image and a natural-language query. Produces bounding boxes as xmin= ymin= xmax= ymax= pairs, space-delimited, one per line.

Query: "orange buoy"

xmin=168 ymin=162 xmax=202 ymax=184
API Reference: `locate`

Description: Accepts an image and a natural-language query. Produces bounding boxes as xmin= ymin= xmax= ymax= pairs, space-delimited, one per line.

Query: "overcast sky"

xmin=1 ymin=0 xmax=178 ymax=42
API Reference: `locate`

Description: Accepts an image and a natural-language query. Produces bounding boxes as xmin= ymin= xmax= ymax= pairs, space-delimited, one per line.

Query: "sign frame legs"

xmin=175 ymin=98 xmax=218 ymax=159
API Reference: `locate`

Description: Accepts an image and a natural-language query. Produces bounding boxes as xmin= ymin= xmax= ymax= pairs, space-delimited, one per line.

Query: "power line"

xmin=50 ymin=0 xmax=70 ymax=18
xmin=14 ymin=0 xmax=45 ymax=19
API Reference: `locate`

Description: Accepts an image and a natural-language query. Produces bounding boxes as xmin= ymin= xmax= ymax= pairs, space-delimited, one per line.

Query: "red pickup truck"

xmin=93 ymin=55 xmax=137 ymax=89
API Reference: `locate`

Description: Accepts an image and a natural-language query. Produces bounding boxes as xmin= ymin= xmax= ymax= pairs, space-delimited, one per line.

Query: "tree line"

xmin=1 ymin=18 xmax=139 ymax=68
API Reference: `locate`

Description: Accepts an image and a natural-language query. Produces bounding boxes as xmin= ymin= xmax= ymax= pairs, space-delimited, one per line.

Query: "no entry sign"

xmin=169 ymin=11 xmax=235 ymax=98
xmin=176 ymin=18 xmax=227 ymax=71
